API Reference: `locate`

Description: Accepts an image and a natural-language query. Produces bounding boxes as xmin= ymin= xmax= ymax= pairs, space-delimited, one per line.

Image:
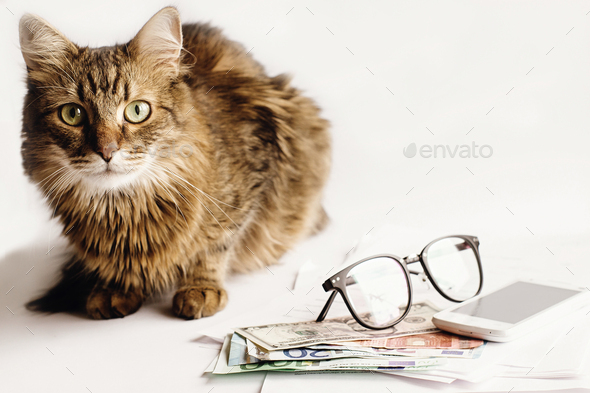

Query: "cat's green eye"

xmin=124 ymin=100 xmax=151 ymax=124
xmin=60 ymin=104 xmax=86 ymax=126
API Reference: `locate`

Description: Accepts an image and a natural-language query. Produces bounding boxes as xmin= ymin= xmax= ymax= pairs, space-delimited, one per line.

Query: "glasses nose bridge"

xmin=403 ymin=253 xmax=420 ymax=264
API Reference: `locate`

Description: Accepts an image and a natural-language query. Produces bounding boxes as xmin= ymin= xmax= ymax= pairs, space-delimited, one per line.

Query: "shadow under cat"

xmin=0 ymin=239 xmax=179 ymax=321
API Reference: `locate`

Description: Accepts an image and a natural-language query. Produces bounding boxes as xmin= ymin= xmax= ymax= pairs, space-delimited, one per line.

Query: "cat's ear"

xmin=19 ymin=14 xmax=78 ymax=72
xmin=130 ymin=7 xmax=183 ymax=75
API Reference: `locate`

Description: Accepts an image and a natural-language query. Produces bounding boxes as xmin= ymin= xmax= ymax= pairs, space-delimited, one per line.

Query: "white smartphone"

xmin=432 ymin=280 xmax=589 ymax=342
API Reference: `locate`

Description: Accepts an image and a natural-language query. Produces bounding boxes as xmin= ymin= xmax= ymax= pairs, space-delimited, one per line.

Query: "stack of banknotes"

xmin=209 ymin=301 xmax=485 ymax=375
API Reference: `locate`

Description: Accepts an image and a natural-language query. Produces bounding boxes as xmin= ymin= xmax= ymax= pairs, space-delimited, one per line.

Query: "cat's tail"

xmin=26 ymin=257 xmax=98 ymax=313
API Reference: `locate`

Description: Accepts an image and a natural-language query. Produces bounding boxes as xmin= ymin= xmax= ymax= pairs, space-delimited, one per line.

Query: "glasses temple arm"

xmin=316 ymin=291 xmax=338 ymax=322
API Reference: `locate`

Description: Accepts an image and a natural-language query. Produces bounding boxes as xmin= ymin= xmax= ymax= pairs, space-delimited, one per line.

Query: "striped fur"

xmin=20 ymin=7 xmax=331 ymax=319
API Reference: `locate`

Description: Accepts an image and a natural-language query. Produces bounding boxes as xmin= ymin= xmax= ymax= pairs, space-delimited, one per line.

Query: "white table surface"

xmin=1 ymin=1 xmax=589 ymax=392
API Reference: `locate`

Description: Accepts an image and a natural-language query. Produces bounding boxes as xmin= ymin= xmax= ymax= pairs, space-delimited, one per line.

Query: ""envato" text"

xmin=403 ymin=142 xmax=493 ymax=158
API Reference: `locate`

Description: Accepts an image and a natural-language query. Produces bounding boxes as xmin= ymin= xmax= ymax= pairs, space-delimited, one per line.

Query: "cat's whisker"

xmin=43 ymin=170 xmax=72 ymax=200
xmin=187 ymin=188 xmax=230 ymax=236
xmin=169 ymin=189 xmax=189 ymax=228
xmin=144 ymin=164 xmax=197 ymax=226
xmin=36 ymin=86 xmax=71 ymax=90
xmin=146 ymin=163 xmax=231 ymax=237
xmin=150 ymin=162 xmax=234 ymax=222
xmin=51 ymin=174 xmax=76 ymax=220
xmin=25 ymin=91 xmax=50 ymax=109
xmin=154 ymin=164 xmax=244 ymax=230
xmin=36 ymin=46 xmax=77 ymax=84
xmin=49 ymin=172 xmax=74 ymax=199
xmin=154 ymin=162 xmax=245 ymax=211
xmin=44 ymin=57 xmax=76 ymax=85
xmin=44 ymin=171 xmax=76 ymax=220
xmin=47 ymin=171 xmax=75 ymax=206
xmin=194 ymin=188 xmax=245 ymax=211
xmin=142 ymin=167 xmax=189 ymax=229
xmin=151 ymin=165 xmax=275 ymax=266
xmin=36 ymin=166 xmax=68 ymax=188
xmin=61 ymin=56 xmax=78 ymax=82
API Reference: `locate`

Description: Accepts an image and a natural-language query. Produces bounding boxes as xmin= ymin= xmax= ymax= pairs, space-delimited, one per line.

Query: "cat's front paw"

xmin=86 ymin=287 xmax=143 ymax=319
xmin=173 ymin=285 xmax=228 ymax=320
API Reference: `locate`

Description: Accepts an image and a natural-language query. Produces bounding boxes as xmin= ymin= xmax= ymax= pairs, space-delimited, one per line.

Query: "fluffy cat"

xmin=20 ymin=7 xmax=330 ymax=319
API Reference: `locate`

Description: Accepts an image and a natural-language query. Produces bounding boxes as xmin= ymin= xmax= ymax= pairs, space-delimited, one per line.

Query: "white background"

xmin=1 ymin=1 xmax=589 ymax=392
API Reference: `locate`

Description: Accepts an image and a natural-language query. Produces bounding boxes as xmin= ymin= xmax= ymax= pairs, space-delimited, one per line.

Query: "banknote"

xmin=245 ymin=338 xmax=392 ymax=363
xmin=234 ymin=301 xmax=440 ymax=351
xmin=247 ymin=338 xmax=485 ymax=362
xmin=228 ymin=333 xmax=260 ymax=366
xmin=340 ymin=332 xmax=484 ymax=349
xmin=214 ymin=334 xmax=445 ymax=374
xmin=315 ymin=342 xmax=486 ymax=359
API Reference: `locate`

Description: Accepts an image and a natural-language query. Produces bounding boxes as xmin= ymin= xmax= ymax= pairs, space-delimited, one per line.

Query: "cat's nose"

xmin=100 ymin=142 xmax=119 ymax=162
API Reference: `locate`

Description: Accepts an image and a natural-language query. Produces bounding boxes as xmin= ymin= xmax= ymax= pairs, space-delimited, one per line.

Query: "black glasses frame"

xmin=316 ymin=235 xmax=483 ymax=330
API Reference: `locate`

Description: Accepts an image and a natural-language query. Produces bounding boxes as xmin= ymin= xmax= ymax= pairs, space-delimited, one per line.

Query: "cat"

xmin=20 ymin=7 xmax=330 ymax=320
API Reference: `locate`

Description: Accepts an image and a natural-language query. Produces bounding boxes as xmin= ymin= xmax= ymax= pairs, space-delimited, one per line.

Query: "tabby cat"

xmin=20 ymin=7 xmax=330 ymax=319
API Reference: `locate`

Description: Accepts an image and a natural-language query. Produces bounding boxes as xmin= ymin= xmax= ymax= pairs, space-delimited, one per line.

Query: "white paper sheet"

xmin=204 ymin=355 xmax=219 ymax=373
xmin=262 ymin=369 xmax=590 ymax=393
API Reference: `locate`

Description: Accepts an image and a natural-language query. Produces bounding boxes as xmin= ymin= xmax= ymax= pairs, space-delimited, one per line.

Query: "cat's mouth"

xmin=81 ymin=161 xmax=140 ymax=193
xmin=102 ymin=167 xmax=117 ymax=175
xmin=94 ymin=161 xmax=128 ymax=177
xmin=80 ymin=151 xmax=143 ymax=187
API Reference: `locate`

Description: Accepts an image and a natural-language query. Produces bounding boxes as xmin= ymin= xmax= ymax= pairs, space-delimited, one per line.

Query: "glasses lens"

xmin=425 ymin=237 xmax=481 ymax=301
xmin=345 ymin=257 xmax=410 ymax=328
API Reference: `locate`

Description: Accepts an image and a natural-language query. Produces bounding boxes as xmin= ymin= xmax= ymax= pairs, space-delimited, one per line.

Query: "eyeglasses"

xmin=316 ymin=235 xmax=483 ymax=330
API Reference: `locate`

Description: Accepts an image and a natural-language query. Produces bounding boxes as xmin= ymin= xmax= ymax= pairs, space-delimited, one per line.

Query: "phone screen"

xmin=452 ymin=282 xmax=581 ymax=324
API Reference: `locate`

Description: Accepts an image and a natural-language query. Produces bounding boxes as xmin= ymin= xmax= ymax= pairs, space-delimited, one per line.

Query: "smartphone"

xmin=432 ymin=280 xmax=589 ymax=342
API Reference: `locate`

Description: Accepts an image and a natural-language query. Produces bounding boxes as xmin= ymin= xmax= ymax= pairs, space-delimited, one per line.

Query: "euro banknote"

xmin=338 ymin=332 xmax=484 ymax=350
xmin=247 ymin=338 xmax=485 ymax=362
xmin=214 ymin=334 xmax=445 ymax=374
